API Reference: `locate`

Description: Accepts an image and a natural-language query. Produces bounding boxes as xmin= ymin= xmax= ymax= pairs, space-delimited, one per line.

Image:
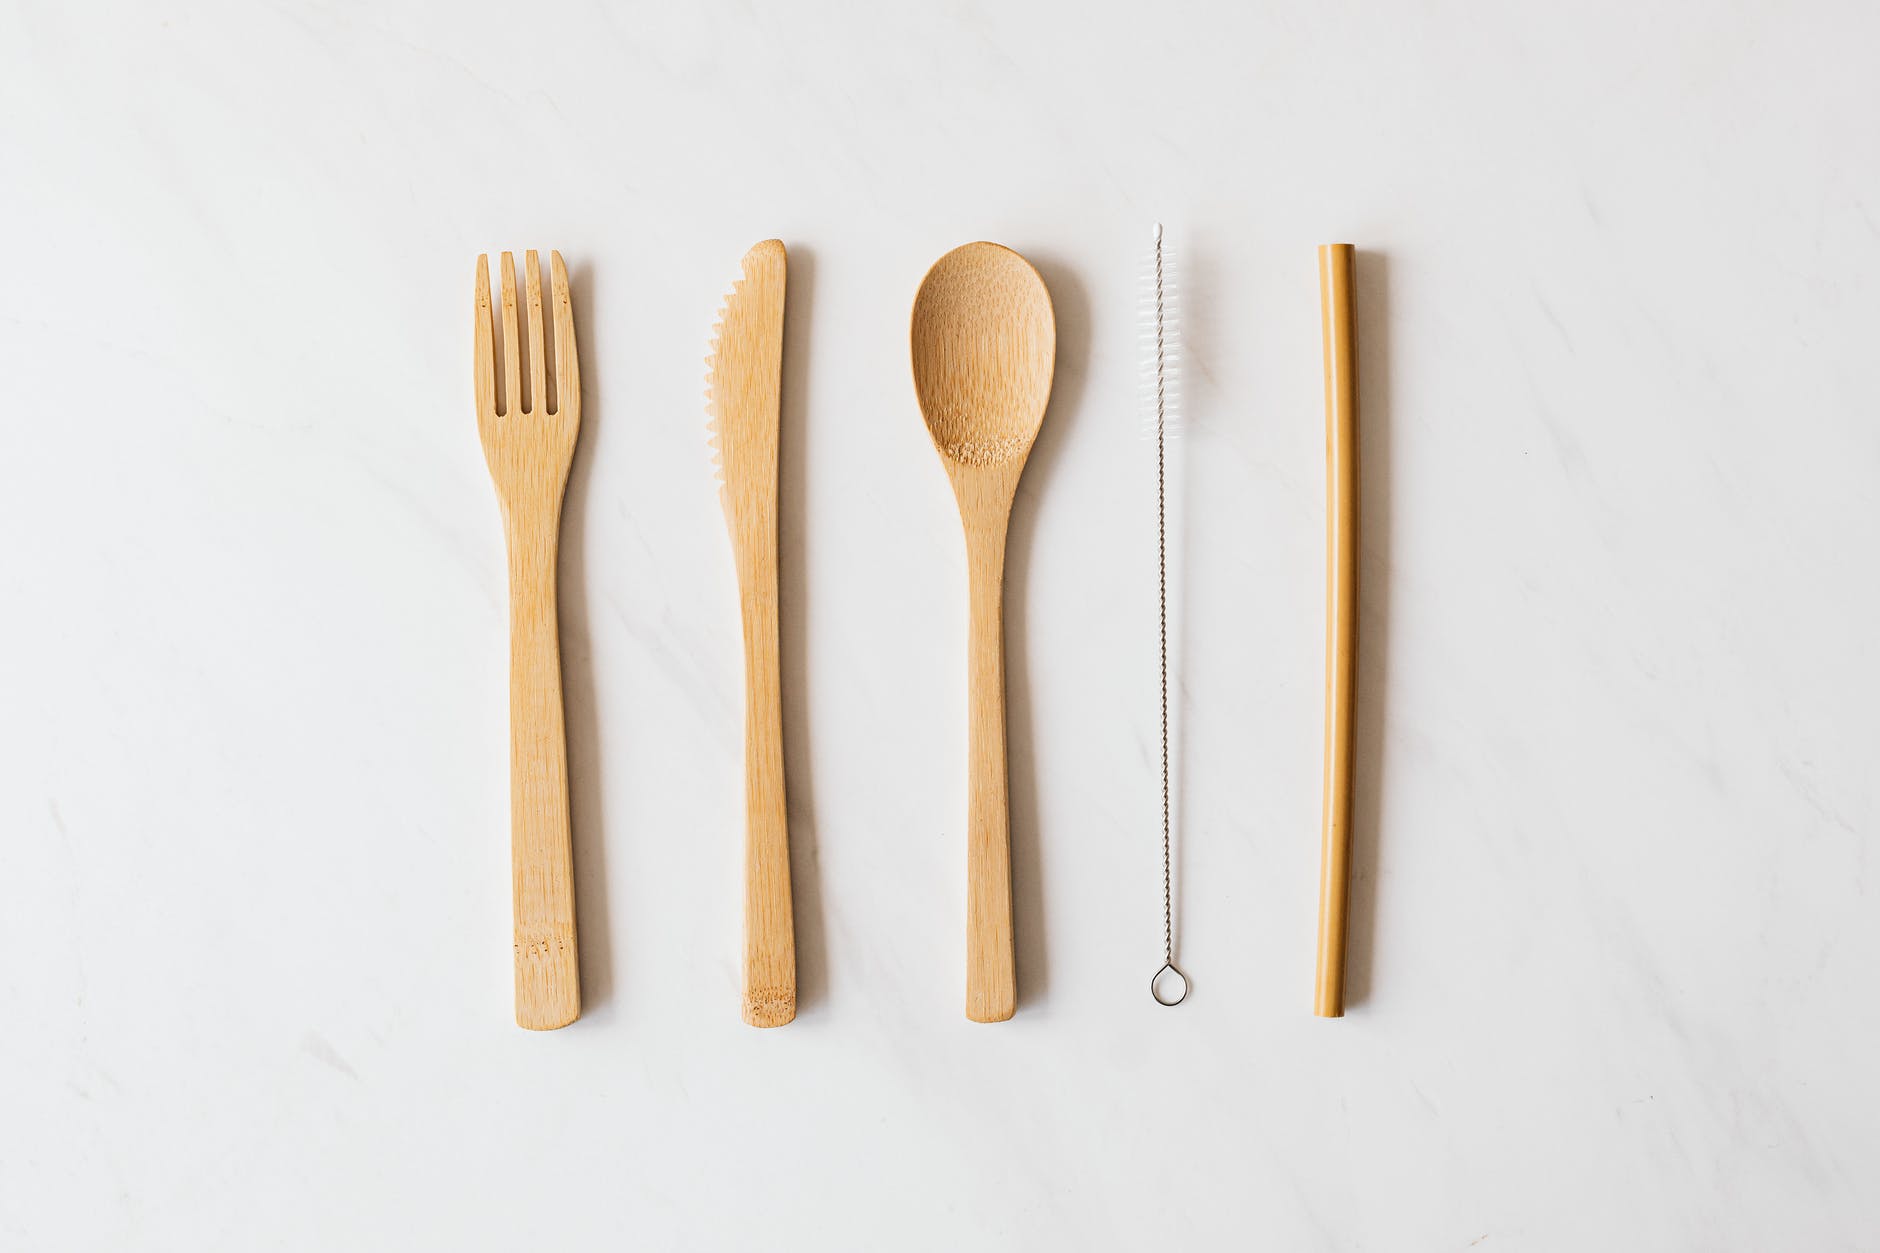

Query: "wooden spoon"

xmin=910 ymin=242 xmax=1056 ymax=1023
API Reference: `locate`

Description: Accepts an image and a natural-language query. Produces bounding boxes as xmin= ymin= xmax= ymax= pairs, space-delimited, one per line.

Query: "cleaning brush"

xmin=1145 ymin=223 xmax=1189 ymax=1007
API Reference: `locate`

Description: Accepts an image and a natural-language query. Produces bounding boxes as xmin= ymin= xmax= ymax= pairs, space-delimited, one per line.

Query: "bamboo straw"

xmin=1315 ymin=244 xmax=1358 ymax=1018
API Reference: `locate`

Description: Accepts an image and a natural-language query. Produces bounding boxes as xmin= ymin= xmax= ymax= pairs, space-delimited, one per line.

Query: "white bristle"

xmin=705 ymin=295 xmax=730 ymax=488
xmin=1141 ymin=223 xmax=1181 ymax=442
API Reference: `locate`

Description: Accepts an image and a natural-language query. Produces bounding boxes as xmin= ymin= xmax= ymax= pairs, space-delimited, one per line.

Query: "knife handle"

xmin=739 ymin=574 xmax=796 ymax=1027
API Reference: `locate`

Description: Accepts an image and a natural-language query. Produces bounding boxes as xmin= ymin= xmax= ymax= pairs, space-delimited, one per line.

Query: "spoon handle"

xmin=964 ymin=520 xmax=1017 ymax=1022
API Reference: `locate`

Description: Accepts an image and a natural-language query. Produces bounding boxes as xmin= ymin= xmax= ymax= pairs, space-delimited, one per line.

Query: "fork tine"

xmin=474 ymin=255 xmax=496 ymax=423
xmin=525 ymin=250 xmax=547 ymax=418
xmin=499 ymin=252 xmax=522 ymax=417
xmin=551 ymin=251 xmax=577 ymax=417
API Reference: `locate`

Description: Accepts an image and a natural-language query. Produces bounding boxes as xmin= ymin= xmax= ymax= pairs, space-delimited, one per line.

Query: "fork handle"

xmin=739 ymin=577 xmax=796 ymax=1027
xmin=964 ymin=517 xmax=1016 ymax=1023
xmin=506 ymin=527 xmax=580 ymax=1030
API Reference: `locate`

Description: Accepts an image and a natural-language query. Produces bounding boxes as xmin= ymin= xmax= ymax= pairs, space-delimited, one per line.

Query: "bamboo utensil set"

xmin=474 ymin=240 xmax=1363 ymax=1029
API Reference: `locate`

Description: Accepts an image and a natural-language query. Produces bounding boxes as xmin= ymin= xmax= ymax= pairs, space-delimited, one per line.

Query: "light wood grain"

xmin=1315 ymin=243 xmax=1358 ymax=1019
xmin=911 ymin=242 xmax=1055 ymax=1023
xmin=708 ymin=240 xmax=796 ymax=1027
xmin=476 ymin=250 xmax=581 ymax=1030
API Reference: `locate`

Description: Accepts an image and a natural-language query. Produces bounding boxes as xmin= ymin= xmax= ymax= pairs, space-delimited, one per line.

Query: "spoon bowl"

xmin=912 ymin=243 xmax=1055 ymax=477
xmin=910 ymin=242 xmax=1055 ymax=1022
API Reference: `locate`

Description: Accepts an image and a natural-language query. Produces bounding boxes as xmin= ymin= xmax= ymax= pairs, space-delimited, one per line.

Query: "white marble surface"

xmin=4 ymin=1 xmax=1878 ymax=1247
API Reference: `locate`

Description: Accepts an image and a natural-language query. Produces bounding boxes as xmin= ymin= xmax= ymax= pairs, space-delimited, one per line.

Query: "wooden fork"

xmin=475 ymin=250 xmax=581 ymax=1030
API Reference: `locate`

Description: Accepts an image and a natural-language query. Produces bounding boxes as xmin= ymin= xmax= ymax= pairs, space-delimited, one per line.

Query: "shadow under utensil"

xmin=1340 ymin=249 xmax=1392 ymax=1010
xmin=779 ymin=243 xmax=828 ymax=1016
xmin=561 ymin=259 xmax=614 ymax=1017
xmin=1001 ymin=250 xmax=1092 ymax=1012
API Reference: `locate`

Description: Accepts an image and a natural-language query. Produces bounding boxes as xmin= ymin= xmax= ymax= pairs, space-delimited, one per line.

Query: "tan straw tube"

xmin=1315 ymin=244 xmax=1358 ymax=1018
